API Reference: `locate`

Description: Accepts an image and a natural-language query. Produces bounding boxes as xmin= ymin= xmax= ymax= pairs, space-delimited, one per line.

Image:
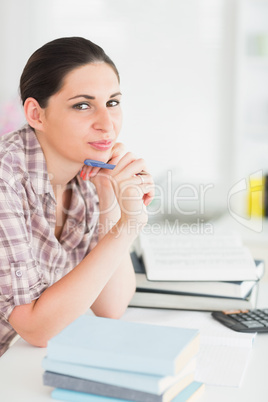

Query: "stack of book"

xmin=42 ymin=315 xmax=205 ymax=401
xmin=129 ymin=232 xmax=265 ymax=311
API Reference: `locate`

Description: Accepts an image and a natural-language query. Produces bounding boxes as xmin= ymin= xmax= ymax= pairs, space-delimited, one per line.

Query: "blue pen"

xmin=84 ymin=159 xmax=147 ymax=176
xmin=84 ymin=159 xmax=115 ymax=170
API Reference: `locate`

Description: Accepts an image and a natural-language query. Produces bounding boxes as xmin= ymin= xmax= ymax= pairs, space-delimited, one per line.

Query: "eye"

xmin=107 ymin=100 xmax=120 ymax=107
xmin=73 ymin=103 xmax=90 ymax=110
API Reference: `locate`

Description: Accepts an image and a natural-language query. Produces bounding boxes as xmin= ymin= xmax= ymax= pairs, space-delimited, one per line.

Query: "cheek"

xmin=115 ymin=113 xmax=123 ymax=135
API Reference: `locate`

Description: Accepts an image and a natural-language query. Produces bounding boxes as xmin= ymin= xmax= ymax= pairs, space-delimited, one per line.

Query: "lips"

xmin=88 ymin=140 xmax=113 ymax=151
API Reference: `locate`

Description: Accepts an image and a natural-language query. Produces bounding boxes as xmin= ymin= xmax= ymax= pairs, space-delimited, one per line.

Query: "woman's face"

xmin=40 ymin=62 xmax=122 ymax=166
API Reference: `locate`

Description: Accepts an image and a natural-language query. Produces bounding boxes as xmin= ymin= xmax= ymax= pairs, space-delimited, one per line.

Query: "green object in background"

xmin=247 ymin=33 xmax=268 ymax=57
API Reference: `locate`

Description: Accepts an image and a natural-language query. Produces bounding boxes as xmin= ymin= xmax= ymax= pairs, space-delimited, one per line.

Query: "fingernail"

xmin=81 ymin=171 xmax=88 ymax=180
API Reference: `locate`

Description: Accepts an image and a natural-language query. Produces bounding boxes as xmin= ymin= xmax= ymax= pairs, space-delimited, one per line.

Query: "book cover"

xmin=129 ymin=282 xmax=258 ymax=312
xmin=131 ymin=253 xmax=261 ymax=299
xmin=139 ymin=233 xmax=264 ymax=281
xmin=42 ymin=357 xmax=196 ymax=395
xmin=51 ymin=381 xmax=205 ymax=402
xmin=44 ymin=369 xmax=194 ymax=402
xmin=47 ymin=315 xmax=199 ymax=376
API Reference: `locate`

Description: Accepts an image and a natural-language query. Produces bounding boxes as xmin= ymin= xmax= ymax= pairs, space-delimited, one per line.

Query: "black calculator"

xmin=212 ymin=309 xmax=268 ymax=333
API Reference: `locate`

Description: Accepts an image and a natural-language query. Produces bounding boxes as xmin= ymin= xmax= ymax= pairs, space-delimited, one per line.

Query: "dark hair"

xmin=20 ymin=37 xmax=120 ymax=108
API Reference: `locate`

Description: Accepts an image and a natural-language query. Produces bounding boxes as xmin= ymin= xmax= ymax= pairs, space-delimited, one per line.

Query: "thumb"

xmin=109 ymin=142 xmax=126 ymax=165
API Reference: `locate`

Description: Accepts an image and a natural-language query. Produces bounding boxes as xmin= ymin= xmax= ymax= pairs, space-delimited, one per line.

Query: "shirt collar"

xmin=22 ymin=124 xmax=55 ymax=199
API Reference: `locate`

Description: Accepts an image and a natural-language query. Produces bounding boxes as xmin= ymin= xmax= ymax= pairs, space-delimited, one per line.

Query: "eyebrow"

xmin=68 ymin=92 xmax=122 ymax=101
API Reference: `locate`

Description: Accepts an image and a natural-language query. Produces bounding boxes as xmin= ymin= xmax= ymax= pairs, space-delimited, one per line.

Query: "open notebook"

xmin=139 ymin=231 xmax=264 ymax=282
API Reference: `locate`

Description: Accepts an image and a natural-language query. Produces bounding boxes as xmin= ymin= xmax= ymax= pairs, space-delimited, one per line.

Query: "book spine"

xmin=172 ymin=381 xmax=205 ymax=402
xmin=129 ymin=283 xmax=258 ymax=311
xmin=44 ymin=371 xmax=164 ymax=402
xmin=42 ymin=357 xmax=166 ymax=394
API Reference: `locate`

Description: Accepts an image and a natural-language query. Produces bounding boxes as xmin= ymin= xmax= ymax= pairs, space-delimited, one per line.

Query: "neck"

xmin=35 ymin=130 xmax=83 ymax=189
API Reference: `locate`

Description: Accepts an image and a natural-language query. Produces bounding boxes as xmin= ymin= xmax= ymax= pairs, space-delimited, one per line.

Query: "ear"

xmin=24 ymin=97 xmax=46 ymax=131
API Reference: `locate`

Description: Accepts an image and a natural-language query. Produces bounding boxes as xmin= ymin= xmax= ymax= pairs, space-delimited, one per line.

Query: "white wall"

xmin=0 ymin=0 xmax=238 ymax=219
xmin=233 ymin=0 xmax=268 ymax=180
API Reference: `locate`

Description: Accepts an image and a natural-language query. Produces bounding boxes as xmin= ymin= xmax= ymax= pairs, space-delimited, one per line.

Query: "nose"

xmin=92 ymin=107 xmax=113 ymax=133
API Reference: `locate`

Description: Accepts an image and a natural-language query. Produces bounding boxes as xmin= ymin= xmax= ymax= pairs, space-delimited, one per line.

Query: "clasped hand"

xmin=80 ymin=143 xmax=155 ymax=229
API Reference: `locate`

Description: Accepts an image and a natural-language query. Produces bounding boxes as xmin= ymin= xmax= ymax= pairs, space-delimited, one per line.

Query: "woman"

xmin=0 ymin=37 xmax=154 ymax=356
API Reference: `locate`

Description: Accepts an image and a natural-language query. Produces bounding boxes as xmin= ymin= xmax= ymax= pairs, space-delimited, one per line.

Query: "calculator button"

xmin=232 ymin=316 xmax=244 ymax=322
xmin=242 ymin=315 xmax=252 ymax=320
xmin=259 ymin=320 xmax=268 ymax=327
xmin=229 ymin=314 xmax=241 ymax=320
xmin=232 ymin=323 xmax=251 ymax=331
xmin=240 ymin=320 xmax=264 ymax=328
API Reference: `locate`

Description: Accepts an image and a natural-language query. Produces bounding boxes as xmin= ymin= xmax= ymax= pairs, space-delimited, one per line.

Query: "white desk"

xmin=1 ymin=283 xmax=268 ymax=402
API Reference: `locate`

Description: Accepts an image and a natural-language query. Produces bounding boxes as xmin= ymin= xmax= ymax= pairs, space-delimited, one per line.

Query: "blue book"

xmin=51 ymin=382 xmax=205 ymax=402
xmin=42 ymin=357 xmax=196 ymax=395
xmin=47 ymin=315 xmax=199 ymax=376
xmin=172 ymin=381 xmax=205 ymax=402
xmin=51 ymin=388 xmax=133 ymax=401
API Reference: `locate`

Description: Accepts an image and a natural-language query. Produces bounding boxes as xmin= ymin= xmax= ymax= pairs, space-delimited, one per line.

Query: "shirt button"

xmin=55 ymin=268 xmax=60 ymax=275
xmin=15 ymin=269 xmax=22 ymax=278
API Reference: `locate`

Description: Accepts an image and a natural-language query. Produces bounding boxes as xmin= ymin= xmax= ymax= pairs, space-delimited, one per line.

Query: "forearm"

xmin=96 ymin=180 xmax=120 ymax=236
xmin=8 ymin=221 xmax=136 ymax=347
xmin=92 ymin=183 xmax=136 ymax=316
xmin=91 ymin=252 xmax=136 ymax=318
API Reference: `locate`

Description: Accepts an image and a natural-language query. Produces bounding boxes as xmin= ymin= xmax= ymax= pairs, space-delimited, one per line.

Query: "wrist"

xmin=93 ymin=180 xmax=119 ymax=215
xmin=91 ymin=174 xmax=113 ymax=193
xmin=110 ymin=218 xmax=144 ymax=242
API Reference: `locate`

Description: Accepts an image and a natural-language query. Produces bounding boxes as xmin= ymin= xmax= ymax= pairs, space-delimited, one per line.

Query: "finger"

xmin=132 ymin=174 xmax=155 ymax=201
xmin=88 ymin=166 xmax=101 ymax=178
xmin=134 ymin=173 xmax=153 ymax=185
xmin=139 ymin=183 xmax=155 ymax=200
xmin=114 ymin=155 xmax=148 ymax=179
xmin=111 ymin=151 xmax=138 ymax=174
xmin=108 ymin=142 xmax=125 ymax=165
xmin=80 ymin=165 xmax=92 ymax=180
xmin=111 ymin=168 xmax=154 ymax=201
xmin=138 ymin=176 xmax=155 ymax=206
xmin=143 ymin=194 xmax=154 ymax=206
xmin=134 ymin=174 xmax=154 ymax=200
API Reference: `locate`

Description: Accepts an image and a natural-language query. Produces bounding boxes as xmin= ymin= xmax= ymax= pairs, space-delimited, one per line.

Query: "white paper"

xmin=195 ymin=343 xmax=253 ymax=387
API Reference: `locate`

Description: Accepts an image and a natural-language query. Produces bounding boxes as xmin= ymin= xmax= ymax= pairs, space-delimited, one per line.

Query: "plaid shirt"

xmin=0 ymin=124 xmax=99 ymax=356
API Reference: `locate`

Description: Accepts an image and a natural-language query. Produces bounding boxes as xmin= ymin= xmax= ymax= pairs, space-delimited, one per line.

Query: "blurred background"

xmin=0 ymin=0 xmax=268 ymax=223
